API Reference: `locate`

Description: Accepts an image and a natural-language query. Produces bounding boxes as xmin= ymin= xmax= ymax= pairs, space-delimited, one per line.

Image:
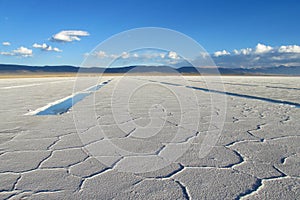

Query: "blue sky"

xmin=0 ymin=0 xmax=300 ymax=68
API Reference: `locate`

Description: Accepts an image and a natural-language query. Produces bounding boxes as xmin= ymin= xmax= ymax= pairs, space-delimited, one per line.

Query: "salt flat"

xmin=0 ymin=76 xmax=299 ymax=199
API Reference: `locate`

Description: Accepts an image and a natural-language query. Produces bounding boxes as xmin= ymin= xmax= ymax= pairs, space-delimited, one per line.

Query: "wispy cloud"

xmin=32 ymin=43 xmax=62 ymax=52
xmin=92 ymin=50 xmax=181 ymax=61
xmin=85 ymin=49 xmax=186 ymax=67
xmin=51 ymin=30 xmax=89 ymax=42
xmin=94 ymin=51 xmax=107 ymax=58
xmin=212 ymin=43 xmax=300 ymax=68
xmin=0 ymin=52 xmax=14 ymax=56
xmin=91 ymin=51 xmax=118 ymax=59
xmin=2 ymin=41 xmax=11 ymax=46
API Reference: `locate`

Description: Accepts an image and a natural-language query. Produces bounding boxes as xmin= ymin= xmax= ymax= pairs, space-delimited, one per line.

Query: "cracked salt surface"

xmin=0 ymin=76 xmax=299 ymax=199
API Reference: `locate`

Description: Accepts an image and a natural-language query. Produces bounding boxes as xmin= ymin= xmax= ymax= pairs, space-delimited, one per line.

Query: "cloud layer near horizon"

xmin=212 ymin=43 xmax=300 ymax=68
xmin=87 ymin=43 xmax=300 ymax=68
xmin=85 ymin=49 xmax=188 ymax=67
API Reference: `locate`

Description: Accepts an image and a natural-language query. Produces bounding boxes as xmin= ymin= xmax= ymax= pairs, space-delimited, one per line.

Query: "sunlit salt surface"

xmin=1 ymin=76 xmax=299 ymax=199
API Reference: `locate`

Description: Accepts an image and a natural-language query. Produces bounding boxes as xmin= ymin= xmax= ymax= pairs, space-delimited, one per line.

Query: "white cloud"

xmin=199 ymin=52 xmax=210 ymax=58
xmin=159 ymin=53 xmax=166 ymax=58
xmin=240 ymin=48 xmax=252 ymax=55
xmin=90 ymin=51 xmax=119 ymax=59
xmin=168 ymin=51 xmax=180 ymax=60
xmin=32 ymin=43 xmax=62 ymax=52
xmin=110 ymin=54 xmax=119 ymax=59
xmin=121 ymin=52 xmax=130 ymax=59
xmin=255 ymin=43 xmax=273 ymax=54
xmin=233 ymin=49 xmax=239 ymax=54
xmin=232 ymin=43 xmax=273 ymax=56
xmin=52 ymin=47 xmax=62 ymax=52
xmin=91 ymin=50 xmax=181 ymax=62
xmin=51 ymin=30 xmax=90 ymax=42
xmin=0 ymin=46 xmax=32 ymax=57
xmin=33 ymin=43 xmax=47 ymax=49
xmin=0 ymin=51 xmax=14 ymax=56
xmin=278 ymin=45 xmax=300 ymax=53
xmin=94 ymin=51 xmax=107 ymax=58
xmin=211 ymin=43 xmax=300 ymax=68
xmin=214 ymin=50 xmax=230 ymax=57
xmin=2 ymin=41 xmax=11 ymax=46
xmin=87 ymin=49 xmax=187 ymax=66
xmin=232 ymin=48 xmax=252 ymax=55
xmin=13 ymin=46 xmax=33 ymax=57
xmin=83 ymin=52 xmax=90 ymax=57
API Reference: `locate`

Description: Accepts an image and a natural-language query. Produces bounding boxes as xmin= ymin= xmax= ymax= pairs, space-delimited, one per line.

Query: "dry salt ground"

xmin=0 ymin=76 xmax=299 ymax=199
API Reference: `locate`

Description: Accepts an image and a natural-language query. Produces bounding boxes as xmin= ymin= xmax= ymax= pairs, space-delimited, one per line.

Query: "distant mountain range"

xmin=0 ymin=64 xmax=299 ymax=75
